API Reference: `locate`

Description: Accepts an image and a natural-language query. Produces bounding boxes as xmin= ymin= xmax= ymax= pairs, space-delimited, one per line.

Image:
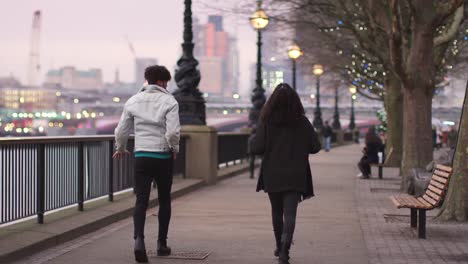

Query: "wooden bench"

xmin=390 ymin=164 xmax=452 ymax=239
xmin=370 ymin=147 xmax=393 ymax=179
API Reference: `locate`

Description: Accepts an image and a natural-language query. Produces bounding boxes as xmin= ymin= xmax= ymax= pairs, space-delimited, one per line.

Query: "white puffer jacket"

xmin=115 ymin=85 xmax=180 ymax=153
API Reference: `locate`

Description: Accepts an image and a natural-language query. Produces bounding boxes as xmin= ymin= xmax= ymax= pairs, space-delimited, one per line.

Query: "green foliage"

xmin=376 ymin=108 xmax=387 ymax=132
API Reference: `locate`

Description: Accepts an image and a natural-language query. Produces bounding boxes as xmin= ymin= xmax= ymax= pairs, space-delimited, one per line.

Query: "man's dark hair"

xmin=144 ymin=65 xmax=171 ymax=84
xmin=259 ymin=83 xmax=305 ymax=125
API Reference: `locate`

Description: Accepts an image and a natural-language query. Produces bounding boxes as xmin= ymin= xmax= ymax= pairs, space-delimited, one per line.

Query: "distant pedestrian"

xmin=250 ymin=83 xmax=321 ymax=264
xmin=323 ymin=121 xmax=333 ymax=152
xmin=114 ymin=65 xmax=180 ymax=263
xmin=357 ymin=126 xmax=383 ymax=179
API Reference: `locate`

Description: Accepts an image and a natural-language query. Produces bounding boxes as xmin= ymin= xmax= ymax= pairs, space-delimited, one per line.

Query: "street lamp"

xmin=312 ymin=64 xmax=324 ymax=130
xmin=349 ymin=85 xmax=357 ymax=130
xmin=173 ymin=0 xmax=206 ymax=125
xmin=332 ymin=86 xmax=341 ymax=129
xmin=287 ymin=44 xmax=302 ymax=90
xmin=249 ymin=0 xmax=269 ymax=127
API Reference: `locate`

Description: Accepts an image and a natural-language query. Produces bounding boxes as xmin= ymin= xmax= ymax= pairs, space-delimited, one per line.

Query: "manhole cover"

xmin=370 ymin=187 xmax=400 ymax=193
xmin=384 ymin=214 xmax=410 ymax=223
xmin=148 ymin=250 xmax=211 ymax=260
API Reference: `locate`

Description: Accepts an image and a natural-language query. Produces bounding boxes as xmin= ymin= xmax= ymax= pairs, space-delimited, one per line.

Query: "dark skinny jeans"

xmin=133 ymin=157 xmax=173 ymax=241
xmin=268 ymin=191 xmax=301 ymax=246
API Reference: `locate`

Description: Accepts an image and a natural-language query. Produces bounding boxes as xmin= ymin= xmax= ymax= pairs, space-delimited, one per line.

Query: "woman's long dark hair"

xmin=365 ymin=126 xmax=381 ymax=144
xmin=259 ymin=83 xmax=305 ymax=125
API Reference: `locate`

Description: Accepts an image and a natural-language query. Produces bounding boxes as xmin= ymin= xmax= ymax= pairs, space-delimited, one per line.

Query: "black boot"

xmin=157 ymin=239 xmax=172 ymax=256
xmin=274 ymin=231 xmax=282 ymax=257
xmin=134 ymin=237 xmax=148 ymax=263
xmin=278 ymin=243 xmax=290 ymax=264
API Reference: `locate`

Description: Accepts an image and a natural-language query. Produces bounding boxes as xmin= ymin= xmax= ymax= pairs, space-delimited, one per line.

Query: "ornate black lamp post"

xmin=287 ymin=44 xmax=302 ymax=90
xmin=349 ymin=85 xmax=357 ymax=130
xmin=332 ymin=86 xmax=341 ymax=129
xmin=248 ymin=0 xmax=269 ymax=127
xmin=312 ymin=64 xmax=324 ymax=130
xmin=173 ymin=0 xmax=206 ymax=125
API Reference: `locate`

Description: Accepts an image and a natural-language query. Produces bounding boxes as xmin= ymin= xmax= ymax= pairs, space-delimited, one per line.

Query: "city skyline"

xmin=0 ymin=0 xmax=257 ymax=95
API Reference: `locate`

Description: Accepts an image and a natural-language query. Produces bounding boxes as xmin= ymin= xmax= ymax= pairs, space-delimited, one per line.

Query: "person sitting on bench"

xmin=357 ymin=126 xmax=383 ymax=179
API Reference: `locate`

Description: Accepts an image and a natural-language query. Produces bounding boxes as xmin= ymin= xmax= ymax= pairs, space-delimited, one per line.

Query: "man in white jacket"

xmin=114 ymin=65 xmax=180 ymax=263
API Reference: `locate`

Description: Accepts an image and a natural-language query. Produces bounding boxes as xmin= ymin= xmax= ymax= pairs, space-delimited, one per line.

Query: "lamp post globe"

xmin=250 ymin=8 xmax=269 ymax=30
xmin=312 ymin=64 xmax=324 ymax=130
xmin=249 ymin=0 xmax=269 ymax=127
xmin=288 ymin=44 xmax=302 ymax=90
xmin=313 ymin=64 xmax=324 ymax=76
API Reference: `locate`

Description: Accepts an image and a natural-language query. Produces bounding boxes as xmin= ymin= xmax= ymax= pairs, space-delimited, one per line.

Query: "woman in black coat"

xmin=250 ymin=83 xmax=321 ymax=264
xmin=358 ymin=126 xmax=384 ymax=178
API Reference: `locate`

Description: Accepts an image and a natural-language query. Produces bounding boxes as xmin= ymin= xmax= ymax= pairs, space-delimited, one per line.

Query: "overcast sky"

xmin=0 ymin=0 xmax=257 ymax=94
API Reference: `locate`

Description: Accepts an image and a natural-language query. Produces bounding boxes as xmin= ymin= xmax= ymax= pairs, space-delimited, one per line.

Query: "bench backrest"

xmin=421 ymin=164 xmax=452 ymax=208
xmin=383 ymin=147 xmax=394 ymax=165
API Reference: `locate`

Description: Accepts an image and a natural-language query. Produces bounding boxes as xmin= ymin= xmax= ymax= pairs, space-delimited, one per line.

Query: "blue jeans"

xmin=324 ymin=136 xmax=331 ymax=151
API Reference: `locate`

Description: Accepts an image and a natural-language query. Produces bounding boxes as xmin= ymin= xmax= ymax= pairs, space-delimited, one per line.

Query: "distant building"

xmin=44 ymin=66 xmax=103 ymax=91
xmin=0 ymin=76 xmax=22 ymax=88
xmin=248 ymin=19 xmax=294 ymax=96
xmin=198 ymin=57 xmax=223 ymax=94
xmin=194 ymin=15 xmax=239 ymax=98
xmin=0 ymin=87 xmax=57 ymax=110
xmin=135 ymin=58 xmax=158 ymax=88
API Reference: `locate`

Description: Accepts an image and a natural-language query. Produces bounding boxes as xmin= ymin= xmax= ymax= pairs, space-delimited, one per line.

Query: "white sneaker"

xmin=356 ymin=172 xmax=363 ymax=177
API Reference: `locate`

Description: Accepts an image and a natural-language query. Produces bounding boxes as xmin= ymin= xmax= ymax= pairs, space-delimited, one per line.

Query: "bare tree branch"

xmin=434 ymin=4 xmax=464 ymax=46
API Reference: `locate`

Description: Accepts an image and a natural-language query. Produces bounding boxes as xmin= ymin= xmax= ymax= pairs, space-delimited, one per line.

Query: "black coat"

xmin=250 ymin=116 xmax=321 ymax=200
xmin=365 ymin=137 xmax=383 ymax=163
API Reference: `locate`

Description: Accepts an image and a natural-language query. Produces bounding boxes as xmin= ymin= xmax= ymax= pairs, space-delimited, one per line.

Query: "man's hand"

xmin=172 ymin=152 xmax=177 ymax=160
xmin=113 ymin=150 xmax=130 ymax=159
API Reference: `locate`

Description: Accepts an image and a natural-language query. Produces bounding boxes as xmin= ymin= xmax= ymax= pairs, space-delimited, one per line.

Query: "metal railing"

xmin=217 ymin=132 xmax=250 ymax=168
xmin=0 ymin=135 xmax=187 ymax=225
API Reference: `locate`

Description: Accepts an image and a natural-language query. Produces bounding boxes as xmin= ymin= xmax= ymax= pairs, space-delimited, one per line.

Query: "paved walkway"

xmin=13 ymin=144 xmax=468 ymax=264
xmin=356 ymin=166 xmax=468 ymax=264
xmin=13 ymin=144 xmax=368 ymax=264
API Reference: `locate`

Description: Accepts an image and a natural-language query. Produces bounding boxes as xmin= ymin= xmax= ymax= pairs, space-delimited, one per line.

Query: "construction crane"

xmin=125 ymin=35 xmax=137 ymax=58
xmin=27 ymin=10 xmax=41 ymax=87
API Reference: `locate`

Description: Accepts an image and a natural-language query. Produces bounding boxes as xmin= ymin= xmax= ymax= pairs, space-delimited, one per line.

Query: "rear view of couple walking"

xmin=114 ymin=65 xmax=321 ymax=264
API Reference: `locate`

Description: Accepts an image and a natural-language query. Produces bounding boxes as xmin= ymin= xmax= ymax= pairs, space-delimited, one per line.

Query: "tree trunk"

xmin=437 ymin=83 xmax=468 ymax=221
xmin=399 ymin=17 xmax=436 ymax=193
xmin=383 ymin=74 xmax=403 ymax=167
xmin=400 ymin=84 xmax=433 ymax=192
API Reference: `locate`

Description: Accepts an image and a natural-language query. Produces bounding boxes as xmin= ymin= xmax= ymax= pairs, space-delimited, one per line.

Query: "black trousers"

xmin=358 ymin=156 xmax=378 ymax=177
xmin=133 ymin=157 xmax=173 ymax=241
xmin=268 ymin=191 xmax=301 ymax=246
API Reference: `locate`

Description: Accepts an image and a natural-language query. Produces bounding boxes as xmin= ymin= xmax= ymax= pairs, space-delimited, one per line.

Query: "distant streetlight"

xmin=332 ymin=86 xmax=341 ymax=130
xmin=349 ymin=85 xmax=357 ymax=130
xmin=287 ymin=44 xmax=302 ymax=90
xmin=232 ymin=93 xmax=240 ymax=100
xmin=249 ymin=0 xmax=269 ymax=127
xmin=73 ymin=98 xmax=79 ymax=104
xmin=312 ymin=64 xmax=324 ymax=130
xmin=112 ymin=97 xmax=121 ymax=103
